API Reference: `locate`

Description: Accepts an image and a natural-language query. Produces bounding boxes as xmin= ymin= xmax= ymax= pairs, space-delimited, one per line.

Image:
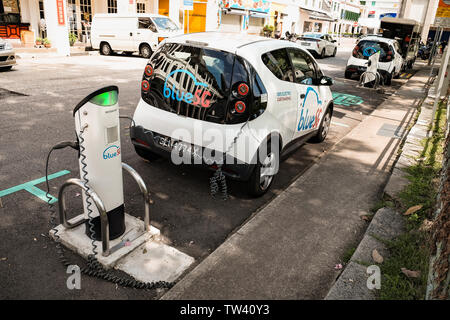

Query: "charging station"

xmin=48 ymin=86 xmax=194 ymax=284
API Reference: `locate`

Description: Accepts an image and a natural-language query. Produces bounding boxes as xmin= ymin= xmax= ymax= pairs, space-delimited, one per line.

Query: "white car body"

xmin=296 ymin=32 xmax=337 ymax=58
xmin=345 ymin=36 xmax=404 ymax=82
xmin=91 ymin=13 xmax=182 ymax=56
xmin=131 ymin=32 xmax=334 ymax=194
xmin=0 ymin=38 xmax=16 ymax=69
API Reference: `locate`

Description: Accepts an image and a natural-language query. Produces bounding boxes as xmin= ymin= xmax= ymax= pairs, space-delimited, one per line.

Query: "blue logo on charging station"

xmin=103 ymin=145 xmax=120 ymax=160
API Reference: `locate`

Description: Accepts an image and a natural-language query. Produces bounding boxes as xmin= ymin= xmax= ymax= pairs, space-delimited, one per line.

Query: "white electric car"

xmin=131 ymin=32 xmax=334 ymax=196
xmin=345 ymin=36 xmax=404 ymax=85
xmin=297 ymin=32 xmax=338 ymax=58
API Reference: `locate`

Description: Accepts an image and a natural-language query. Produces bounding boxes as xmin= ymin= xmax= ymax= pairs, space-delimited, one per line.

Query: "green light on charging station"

xmin=89 ymin=90 xmax=118 ymax=106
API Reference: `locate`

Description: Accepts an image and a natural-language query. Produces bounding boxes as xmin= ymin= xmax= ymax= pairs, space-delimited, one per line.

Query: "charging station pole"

xmin=73 ymin=86 xmax=126 ymax=240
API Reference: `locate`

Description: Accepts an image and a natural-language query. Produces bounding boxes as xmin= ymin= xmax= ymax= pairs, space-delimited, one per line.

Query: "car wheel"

xmin=134 ymin=146 xmax=161 ymax=161
xmin=345 ymin=71 xmax=353 ymax=79
xmin=100 ymin=42 xmax=112 ymax=56
xmin=310 ymin=108 xmax=332 ymax=143
xmin=332 ymin=48 xmax=337 ymax=57
xmin=1 ymin=66 xmax=12 ymax=71
xmin=320 ymin=48 xmax=326 ymax=59
xmin=393 ymin=69 xmax=400 ymax=79
xmin=140 ymin=44 xmax=152 ymax=59
xmin=247 ymin=142 xmax=279 ymax=197
xmin=384 ymin=72 xmax=392 ymax=85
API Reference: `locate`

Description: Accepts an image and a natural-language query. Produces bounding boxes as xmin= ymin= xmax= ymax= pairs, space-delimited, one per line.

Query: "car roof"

xmin=166 ymin=32 xmax=276 ymax=54
xmin=358 ymin=36 xmax=395 ymax=44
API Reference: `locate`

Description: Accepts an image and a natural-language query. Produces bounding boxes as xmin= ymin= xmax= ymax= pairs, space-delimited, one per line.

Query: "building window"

xmin=137 ymin=3 xmax=146 ymax=13
xmin=39 ymin=0 xmax=45 ymax=19
xmin=80 ymin=0 xmax=92 ymax=22
xmin=68 ymin=0 xmax=78 ymax=36
xmin=108 ymin=0 xmax=117 ymax=13
xmin=360 ymin=1 xmax=366 ymax=4
xmin=372 ymin=1 xmax=376 ymax=5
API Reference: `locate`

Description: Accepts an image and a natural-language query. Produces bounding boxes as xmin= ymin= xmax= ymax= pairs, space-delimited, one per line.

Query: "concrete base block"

xmin=50 ymin=213 xmax=160 ymax=269
xmin=49 ymin=213 xmax=194 ymax=283
xmin=115 ymin=241 xmax=195 ymax=283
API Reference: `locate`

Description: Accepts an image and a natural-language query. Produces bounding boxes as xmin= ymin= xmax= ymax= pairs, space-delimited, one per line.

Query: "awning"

xmin=223 ymin=8 xmax=269 ymax=18
xmin=300 ymin=7 xmax=336 ymax=22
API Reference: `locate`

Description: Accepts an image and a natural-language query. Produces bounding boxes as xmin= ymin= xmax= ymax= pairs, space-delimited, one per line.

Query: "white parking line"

xmin=331 ymin=121 xmax=350 ymax=128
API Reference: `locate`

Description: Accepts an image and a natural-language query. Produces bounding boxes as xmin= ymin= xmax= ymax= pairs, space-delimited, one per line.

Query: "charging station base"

xmin=50 ymin=213 xmax=194 ymax=283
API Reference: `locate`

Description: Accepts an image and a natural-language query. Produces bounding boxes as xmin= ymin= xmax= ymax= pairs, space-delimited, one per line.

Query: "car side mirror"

xmin=149 ymin=25 xmax=157 ymax=32
xmin=320 ymin=76 xmax=333 ymax=86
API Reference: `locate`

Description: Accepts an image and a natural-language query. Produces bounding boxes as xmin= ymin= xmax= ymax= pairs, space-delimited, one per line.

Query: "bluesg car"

xmin=131 ymin=32 xmax=334 ymax=196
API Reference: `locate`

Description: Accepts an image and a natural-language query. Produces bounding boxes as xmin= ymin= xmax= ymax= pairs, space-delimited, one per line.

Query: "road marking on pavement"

xmin=332 ymin=92 xmax=364 ymax=107
xmin=331 ymin=121 xmax=350 ymax=128
xmin=0 ymin=170 xmax=70 ymax=204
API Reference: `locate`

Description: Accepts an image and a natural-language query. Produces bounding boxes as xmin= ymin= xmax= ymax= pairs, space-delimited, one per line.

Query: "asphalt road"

xmin=0 ymin=45 xmax=411 ymax=299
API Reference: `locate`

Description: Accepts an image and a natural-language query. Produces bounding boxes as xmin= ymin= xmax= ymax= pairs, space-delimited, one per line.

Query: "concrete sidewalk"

xmin=161 ymin=66 xmax=431 ymax=300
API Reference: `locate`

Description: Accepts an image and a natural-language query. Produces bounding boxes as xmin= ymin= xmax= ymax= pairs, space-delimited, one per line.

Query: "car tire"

xmin=1 ymin=66 xmax=12 ymax=71
xmin=247 ymin=142 xmax=279 ymax=197
xmin=332 ymin=48 xmax=337 ymax=57
xmin=345 ymin=71 xmax=353 ymax=79
xmin=385 ymin=72 xmax=393 ymax=85
xmin=134 ymin=146 xmax=161 ymax=161
xmin=140 ymin=44 xmax=152 ymax=59
xmin=310 ymin=107 xmax=332 ymax=143
xmin=393 ymin=69 xmax=400 ymax=79
xmin=320 ymin=48 xmax=326 ymax=59
xmin=100 ymin=42 xmax=112 ymax=56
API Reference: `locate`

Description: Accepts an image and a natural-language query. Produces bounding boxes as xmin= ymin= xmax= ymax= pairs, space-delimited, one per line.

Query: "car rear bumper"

xmin=345 ymin=65 xmax=390 ymax=77
xmin=130 ymin=125 xmax=255 ymax=181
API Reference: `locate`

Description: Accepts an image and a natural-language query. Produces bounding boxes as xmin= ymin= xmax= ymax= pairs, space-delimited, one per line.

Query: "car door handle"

xmin=300 ymin=94 xmax=305 ymax=99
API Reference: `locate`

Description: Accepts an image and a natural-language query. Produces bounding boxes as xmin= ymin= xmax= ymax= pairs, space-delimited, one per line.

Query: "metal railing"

xmin=58 ymin=162 xmax=150 ymax=257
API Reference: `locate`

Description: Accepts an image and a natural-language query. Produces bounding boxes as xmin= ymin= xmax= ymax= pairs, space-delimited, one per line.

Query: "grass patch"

xmin=377 ymin=102 xmax=447 ymax=300
xmin=398 ymin=103 xmax=446 ymax=230
xmin=378 ymin=232 xmax=430 ymax=300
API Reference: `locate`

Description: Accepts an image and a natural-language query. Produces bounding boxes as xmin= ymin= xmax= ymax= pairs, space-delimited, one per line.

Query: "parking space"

xmin=0 ymin=48 xmax=413 ymax=299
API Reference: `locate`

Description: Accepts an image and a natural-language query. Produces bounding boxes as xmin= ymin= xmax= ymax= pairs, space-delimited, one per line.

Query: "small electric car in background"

xmin=131 ymin=32 xmax=334 ymax=196
xmin=297 ymin=32 xmax=338 ymax=58
xmin=0 ymin=38 xmax=16 ymax=71
xmin=345 ymin=36 xmax=404 ymax=85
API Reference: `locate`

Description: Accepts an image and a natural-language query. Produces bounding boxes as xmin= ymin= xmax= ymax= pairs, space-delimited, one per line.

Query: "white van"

xmin=91 ymin=14 xmax=183 ymax=58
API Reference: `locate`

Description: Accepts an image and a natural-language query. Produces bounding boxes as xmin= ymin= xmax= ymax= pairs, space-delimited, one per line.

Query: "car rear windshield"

xmin=141 ymin=43 xmax=267 ymax=124
xmin=298 ymin=37 xmax=320 ymax=42
xmin=353 ymin=40 xmax=392 ymax=62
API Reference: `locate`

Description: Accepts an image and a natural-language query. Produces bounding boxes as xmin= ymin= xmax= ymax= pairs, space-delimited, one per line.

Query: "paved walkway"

xmin=161 ymin=66 xmax=431 ymax=300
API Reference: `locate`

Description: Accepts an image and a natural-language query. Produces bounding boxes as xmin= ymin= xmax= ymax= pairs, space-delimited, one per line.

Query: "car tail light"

xmin=387 ymin=51 xmax=392 ymax=55
xmin=235 ymin=101 xmax=246 ymax=114
xmin=144 ymin=65 xmax=153 ymax=77
xmin=353 ymin=46 xmax=359 ymax=56
xmin=237 ymin=83 xmax=249 ymax=96
xmin=141 ymin=80 xmax=150 ymax=91
xmin=386 ymin=55 xmax=392 ymax=61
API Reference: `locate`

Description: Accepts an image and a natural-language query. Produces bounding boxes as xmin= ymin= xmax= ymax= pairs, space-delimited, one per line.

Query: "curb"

xmin=325 ymin=68 xmax=434 ymax=300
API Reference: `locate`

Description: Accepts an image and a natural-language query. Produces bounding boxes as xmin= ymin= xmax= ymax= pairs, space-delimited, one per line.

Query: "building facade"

xmin=358 ymin=0 xmax=402 ymax=34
